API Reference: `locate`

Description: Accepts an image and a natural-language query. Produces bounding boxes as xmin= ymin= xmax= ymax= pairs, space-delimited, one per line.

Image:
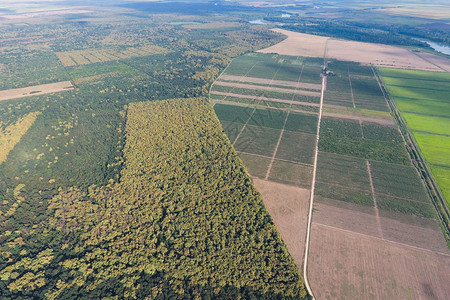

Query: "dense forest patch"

xmin=0 ymin=98 xmax=307 ymax=299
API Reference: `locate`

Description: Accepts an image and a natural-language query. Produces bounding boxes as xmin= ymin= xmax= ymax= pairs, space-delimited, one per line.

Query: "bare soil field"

xmin=313 ymin=198 xmax=381 ymax=238
xmin=258 ymin=28 xmax=327 ymax=57
xmin=214 ymin=81 xmax=321 ymax=97
xmin=326 ymin=39 xmax=443 ymax=71
xmin=219 ymin=74 xmax=322 ymax=90
xmin=322 ymin=112 xmax=396 ymax=127
xmin=313 ymin=198 xmax=449 ymax=253
xmin=56 ymin=45 xmax=170 ymax=66
xmin=415 ymin=52 xmax=450 ymax=72
xmin=211 ymin=91 xmax=320 ymax=108
xmin=0 ymin=81 xmax=73 ymax=101
xmin=379 ymin=210 xmax=449 ymax=253
xmin=259 ymin=29 xmax=450 ymax=71
xmin=309 ymin=223 xmax=450 ymax=300
xmin=253 ymin=178 xmax=310 ymax=268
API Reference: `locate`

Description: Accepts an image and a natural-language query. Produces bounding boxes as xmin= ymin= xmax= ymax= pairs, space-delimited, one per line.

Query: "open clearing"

xmin=309 ymin=223 xmax=450 ymax=300
xmin=0 ymin=81 xmax=73 ymax=101
xmin=253 ymin=178 xmax=310 ymax=269
xmin=55 ymin=45 xmax=170 ymax=66
xmin=259 ymin=29 xmax=328 ymax=57
xmin=259 ymin=29 xmax=449 ymax=71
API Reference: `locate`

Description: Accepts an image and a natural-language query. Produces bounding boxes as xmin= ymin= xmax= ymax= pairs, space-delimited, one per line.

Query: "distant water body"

xmin=423 ymin=40 xmax=450 ymax=56
xmin=249 ymin=20 xmax=267 ymax=25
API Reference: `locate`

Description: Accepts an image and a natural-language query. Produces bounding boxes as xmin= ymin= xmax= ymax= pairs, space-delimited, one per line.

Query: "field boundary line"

xmin=366 ymin=159 xmax=384 ymax=239
xmin=347 ymin=65 xmax=356 ymax=108
xmin=209 ymin=58 xmax=234 ymax=106
xmin=231 ymin=65 xmax=283 ymax=146
xmin=210 ymin=59 xmax=260 ymax=105
xmin=303 ymin=66 xmax=327 ymax=300
xmin=411 ymin=51 xmax=447 ymax=72
xmin=232 ymin=107 xmax=257 ymax=146
xmin=265 ymin=111 xmax=290 ymax=180
xmin=373 ymin=67 xmax=450 ymax=242
xmin=211 ymin=91 xmax=320 ymax=107
xmin=316 ymin=179 xmax=435 ymax=205
xmin=237 ymin=151 xmax=314 ymax=167
xmin=315 ymin=222 xmax=450 ymax=257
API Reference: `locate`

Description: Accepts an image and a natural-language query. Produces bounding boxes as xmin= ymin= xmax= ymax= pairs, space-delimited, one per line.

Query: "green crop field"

xmin=219 ymin=120 xmax=245 ymax=144
xmin=238 ymin=152 xmax=271 ymax=179
xmin=394 ymin=97 xmax=450 ymax=117
xmin=275 ymin=131 xmax=316 ymax=164
xmin=380 ymin=68 xmax=450 ymax=205
xmin=370 ymin=160 xmax=430 ymax=203
xmin=403 ymin=113 xmax=450 ymax=136
xmin=213 ymin=103 xmax=252 ymax=123
xmin=376 ymin=195 xmax=436 ymax=218
xmin=248 ymin=108 xmax=288 ymax=129
xmin=234 ymin=125 xmax=282 ymax=157
xmin=285 ymin=112 xmax=318 ymax=134
xmin=315 ymin=182 xmax=374 ymax=207
xmin=269 ymin=160 xmax=313 ymax=188
xmin=362 ymin=124 xmax=403 ymax=143
xmin=316 ymin=152 xmax=371 ymax=191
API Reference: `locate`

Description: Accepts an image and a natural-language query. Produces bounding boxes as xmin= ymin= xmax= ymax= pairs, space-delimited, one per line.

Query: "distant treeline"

xmin=265 ymin=16 xmax=449 ymax=47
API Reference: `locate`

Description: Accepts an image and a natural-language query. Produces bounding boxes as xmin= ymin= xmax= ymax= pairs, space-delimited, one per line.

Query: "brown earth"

xmin=258 ymin=28 xmax=327 ymax=57
xmin=219 ymin=74 xmax=322 ymax=90
xmin=309 ymin=223 xmax=450 ymax=300
xmin=211 ymin=91 xmax=320 ymax=107
xmin=326 ymin=39 xmax=443 ymax=71
xmin=322 ymin=111 xmax=396 ymax=126
xmin=0 ymin=81 xmax=73 ymax=101
xmin=253 ymin=178 xmax=310 ymax=269
xmin=214 ymin=81 xmax=321 ymax=96
xmin=258 ymin=29 xmax=449 ymax=71
xmin=414 ymin=52 xmax=450 ymax=72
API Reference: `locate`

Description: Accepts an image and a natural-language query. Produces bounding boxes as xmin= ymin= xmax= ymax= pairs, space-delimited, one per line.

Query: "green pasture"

xmin=403 ymin=113 xmax=450 ymax=136
xmin=394 ymin=97 xmax=450 ymax=117
xmin=430 ymin=165 xmax=450 ymax=206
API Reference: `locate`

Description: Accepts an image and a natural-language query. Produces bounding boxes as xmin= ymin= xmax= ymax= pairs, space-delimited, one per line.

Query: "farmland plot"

xmin=379 ymin=68 xmax=450 ymax=205
xmin=309 ymin=60 xmax=450 ymax=299
xmin=212 ymin=52 xmax=321 ymax=273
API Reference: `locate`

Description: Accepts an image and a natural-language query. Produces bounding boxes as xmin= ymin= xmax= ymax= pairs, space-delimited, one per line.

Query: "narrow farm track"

xmin=265 ymin=111 xmax=290 ymax=180
xmin=315 ymin=222 xmax=450 ymax=257
xmin=232 ymin=65 xmax=282 ymax=146
xmin=347 ymin=65 xmax=356 ymax=108
xmin=366 ymin=159 xmax=384 ymax=239
xmin=302 ymin=71 xmax=326 ymax=300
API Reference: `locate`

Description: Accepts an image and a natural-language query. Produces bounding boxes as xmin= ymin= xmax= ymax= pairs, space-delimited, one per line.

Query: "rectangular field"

xmin=234 ymin=125 xmax=281 ymax=157
xmin=380 ymin=68 xmax=450 ymax=204
xmin=309 ymin=223 xmax=450 ymax=300
xmin=55 ymin=45 xmax=170 ymax=67
xmin=0 ymin=81 xmax=73 ymax=101
xmin=275 ymin=131 xmax=316 ymax=164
